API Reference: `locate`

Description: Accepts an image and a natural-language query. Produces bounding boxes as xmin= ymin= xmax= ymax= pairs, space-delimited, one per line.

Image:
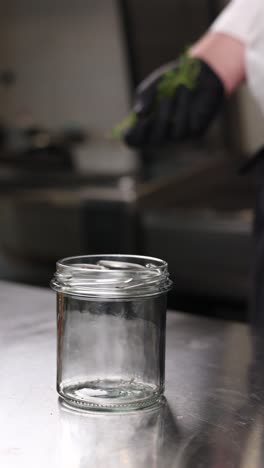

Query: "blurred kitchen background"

xmin=0 ymin=0 xmax=262 ymax=320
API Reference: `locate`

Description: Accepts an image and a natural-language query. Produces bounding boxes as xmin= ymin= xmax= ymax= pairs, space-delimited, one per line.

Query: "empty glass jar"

xmin=51 ymin=254 xmax=172 ymax=411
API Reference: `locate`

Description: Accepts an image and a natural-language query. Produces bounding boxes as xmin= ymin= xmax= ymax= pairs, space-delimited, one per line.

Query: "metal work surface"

xmin=1 ymin=281 xmax=264 ymax=467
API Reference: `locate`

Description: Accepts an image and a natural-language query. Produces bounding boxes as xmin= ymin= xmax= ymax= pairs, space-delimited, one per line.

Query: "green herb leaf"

xmin=111 ymin=54 xmax=201 ymax=140
xmin=157 ymin=54 xmax=201 ymax=100
xmin=111 ymin=112 xmax=137 ymax=140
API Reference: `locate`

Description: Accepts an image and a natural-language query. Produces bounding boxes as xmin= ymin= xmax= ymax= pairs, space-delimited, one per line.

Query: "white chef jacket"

xmin=211 ymin=0 xmax=264 ymax=114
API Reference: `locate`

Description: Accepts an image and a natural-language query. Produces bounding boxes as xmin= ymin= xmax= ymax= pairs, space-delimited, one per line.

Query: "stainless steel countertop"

xmin=1 ymin=281 xmax=264 ymax=467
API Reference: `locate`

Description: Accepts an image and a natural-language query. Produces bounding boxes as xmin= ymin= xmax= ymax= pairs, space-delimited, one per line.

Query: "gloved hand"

xmin=122 ymin=54 xmax=225 ymax=148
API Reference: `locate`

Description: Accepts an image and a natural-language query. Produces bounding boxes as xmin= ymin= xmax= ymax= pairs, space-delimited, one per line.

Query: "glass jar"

xmin=51 ymin=254 xmax=172 ymax=411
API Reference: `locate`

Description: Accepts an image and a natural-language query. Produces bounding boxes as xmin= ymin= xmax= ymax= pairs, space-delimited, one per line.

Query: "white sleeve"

xmin=211 ymin=0 xmax=264 ymax=116
xmin=211 ymin=0 xmax=263 ymax=45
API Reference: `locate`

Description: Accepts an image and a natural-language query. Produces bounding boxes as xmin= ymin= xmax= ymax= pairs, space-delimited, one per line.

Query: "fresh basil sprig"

xmin=111 ymin=54 xmax=200 ymax=140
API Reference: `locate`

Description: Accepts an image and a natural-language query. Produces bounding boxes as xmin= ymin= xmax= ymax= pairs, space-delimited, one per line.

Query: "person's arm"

xmin=208 ymin=0 xmax=264 ymax=111
xmin=122 ymin=0 xmax=264 ymax=148
xmin=190 ymin=0 xmax=263 ymax=94
xmin=190 ymin=33 xmax=245 ymax=95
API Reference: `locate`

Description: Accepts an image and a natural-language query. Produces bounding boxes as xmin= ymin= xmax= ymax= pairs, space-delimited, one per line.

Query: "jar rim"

xmin=51 ymin=254 xmax=172 ymax=298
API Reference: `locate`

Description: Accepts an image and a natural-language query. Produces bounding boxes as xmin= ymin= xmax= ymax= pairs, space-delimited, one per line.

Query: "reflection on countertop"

xmin=58 ymin=398 xmax=180 ymax=468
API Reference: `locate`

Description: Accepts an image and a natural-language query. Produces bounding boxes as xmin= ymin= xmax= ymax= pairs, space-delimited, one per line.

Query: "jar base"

xmin=59 ymin=378 xmax=161 ymax=411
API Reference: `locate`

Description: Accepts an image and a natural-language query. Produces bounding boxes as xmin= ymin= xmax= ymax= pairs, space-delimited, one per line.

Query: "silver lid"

xmin=51 ymin=254 xmax=172 ymax=298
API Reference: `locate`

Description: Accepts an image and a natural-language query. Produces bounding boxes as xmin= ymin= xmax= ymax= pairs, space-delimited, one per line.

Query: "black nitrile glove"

xmin=122 ymin=55 xmax=224 ymax=148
